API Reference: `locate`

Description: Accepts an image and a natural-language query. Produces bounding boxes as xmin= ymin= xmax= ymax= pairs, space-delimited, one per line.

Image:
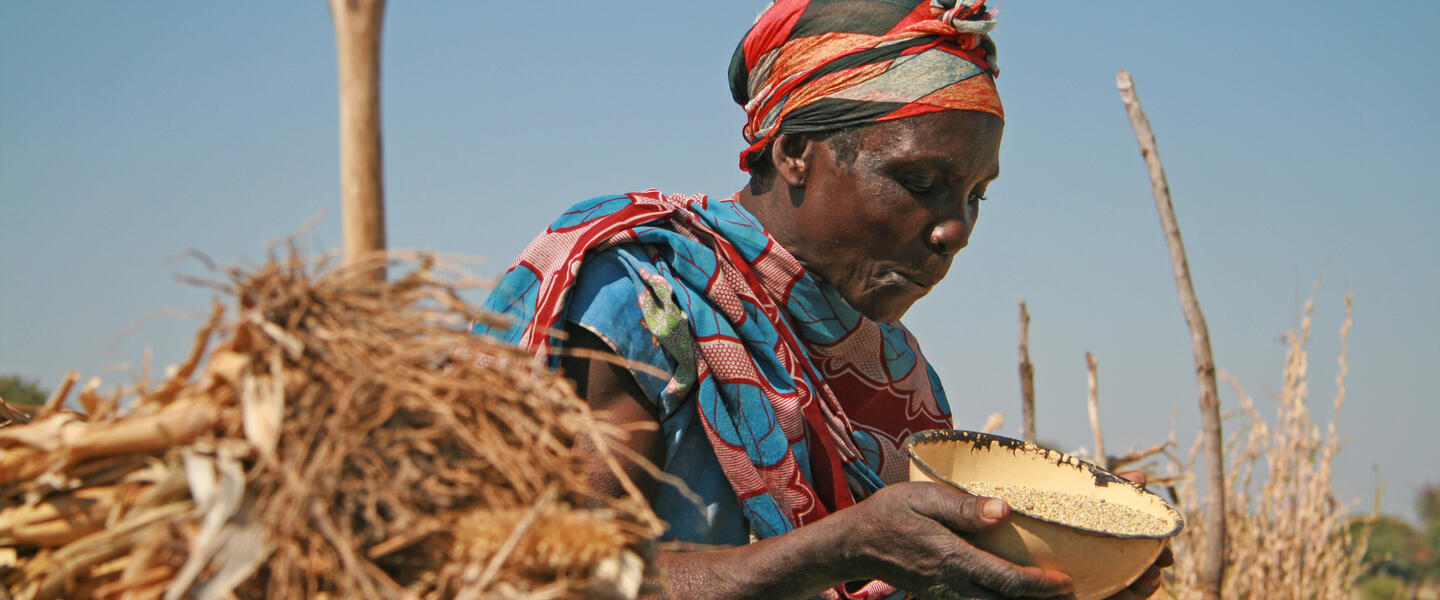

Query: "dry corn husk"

xmin=0 ymin=250 xmax=659 ymax=599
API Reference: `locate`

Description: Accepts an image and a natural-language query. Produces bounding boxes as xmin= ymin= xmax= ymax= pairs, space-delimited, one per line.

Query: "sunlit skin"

xmin=558 ymin=110 xmax=1172 ymax=599
xmin=742 ymin=110 xmax=1003 ymax=322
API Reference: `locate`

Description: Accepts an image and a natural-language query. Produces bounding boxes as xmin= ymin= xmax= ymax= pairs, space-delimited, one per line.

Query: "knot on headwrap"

xmin=729 ymin=0 xmax=1004 ymax=172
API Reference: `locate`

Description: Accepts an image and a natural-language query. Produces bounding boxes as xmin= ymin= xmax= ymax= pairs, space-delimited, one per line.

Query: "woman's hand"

xmin=837 ymin=481 xmax=1075 ymax=599
xmin=563 ymin=323 xmax=1150 ymax=599
xmin=1099 ymin=546 xmax=1172 ymax=600
xmin=1097 ymin=471 xmax=1173 ymax=600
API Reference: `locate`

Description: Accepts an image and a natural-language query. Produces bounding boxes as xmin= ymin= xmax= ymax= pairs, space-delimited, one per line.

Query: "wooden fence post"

xmin=1117 ymin=69 xmax=1226 ymax=599
xmin=329 ymin=0 xmax=387 ymax=281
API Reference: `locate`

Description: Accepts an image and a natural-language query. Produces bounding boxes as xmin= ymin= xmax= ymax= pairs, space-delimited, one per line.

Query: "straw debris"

xmin=0 ymin=250 xmax=659 ymax=599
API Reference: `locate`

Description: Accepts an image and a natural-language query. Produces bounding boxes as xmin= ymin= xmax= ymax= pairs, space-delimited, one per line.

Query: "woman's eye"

xmin=899 ymin=176 xmax=936 ymax=194
xmin=969 ymin=192 xmax=987 ymax=204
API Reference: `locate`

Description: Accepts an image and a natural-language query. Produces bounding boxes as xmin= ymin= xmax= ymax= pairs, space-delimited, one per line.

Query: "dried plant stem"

xmin=1085 ymin=352 xmax=1106 ymax=470
xmin=472 ymin=486 xmax=557 ymax=594
xmin=980 ymin=412 xmax=1004 ymax=435
xmin=2 ymin=254 xmax=661 ymax=598
xmin=149 ymin=300 xmax=225 ymax=405
xmin=1018 ymin=299 xmax=1036 ymax=442
xmin=36 ymin=370 xmax=79 ymax=421
xmin=1117 ymin=68 xmax=1225 ymax=599
xmin=0 ymin=398 xmax=29 ymax=426
xmin=1164 ymin=289 xmax=1363 ymax=599
xmin=329 ymin=0 xmax=387 ymax=282
xmin=1110 ymin=440 xmax=1168 ymax=473
xmin=0 ymin=402 xmax=217 ymax=484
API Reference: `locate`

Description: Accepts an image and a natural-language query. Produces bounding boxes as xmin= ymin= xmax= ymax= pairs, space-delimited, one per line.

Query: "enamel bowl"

xmin=905 ymin=429 xmax=1183 ymax=600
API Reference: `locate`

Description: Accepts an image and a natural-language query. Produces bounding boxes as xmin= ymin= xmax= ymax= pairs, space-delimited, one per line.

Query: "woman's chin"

xmin=852 ymin=290 xmax=924 ymax=323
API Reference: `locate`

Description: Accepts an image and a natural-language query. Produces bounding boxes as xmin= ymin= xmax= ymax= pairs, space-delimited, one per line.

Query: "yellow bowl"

xmin=905 ymin=430 xmax=1183 ymax=600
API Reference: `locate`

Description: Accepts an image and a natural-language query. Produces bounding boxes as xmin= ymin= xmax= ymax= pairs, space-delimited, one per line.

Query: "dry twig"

xmin=1017 ymin=299 xmax=1037 ymax=443
xmin=1161 ymin=288 xmax=1364 ymax=599
xmin=1116 ymin=69 xmax=1226 ymax=599
xmin=1085 ymin=352 xmax=1106 ymax=471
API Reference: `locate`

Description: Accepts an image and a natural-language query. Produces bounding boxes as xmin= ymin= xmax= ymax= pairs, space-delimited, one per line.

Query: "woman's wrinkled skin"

xmin=560 ymin=109 xmax=1172 ymax=599
xmin=744 ymin=110 xmax=1002 ymax=322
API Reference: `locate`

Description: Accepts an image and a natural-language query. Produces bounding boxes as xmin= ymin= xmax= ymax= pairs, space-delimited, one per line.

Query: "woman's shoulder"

xmin=546 ymin=194 xmax=636 ymax=231
xmin=567 ymin=245 xmax=694 ymax=412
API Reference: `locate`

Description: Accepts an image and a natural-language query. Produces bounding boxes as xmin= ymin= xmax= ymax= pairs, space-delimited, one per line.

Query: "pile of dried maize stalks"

xmin=0 ymin=251 xmax=659 ymax=599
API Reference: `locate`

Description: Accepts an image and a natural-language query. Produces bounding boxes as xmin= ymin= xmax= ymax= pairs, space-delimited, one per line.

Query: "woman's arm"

xmin=560 ymin=323 xmax=1075 ymax=600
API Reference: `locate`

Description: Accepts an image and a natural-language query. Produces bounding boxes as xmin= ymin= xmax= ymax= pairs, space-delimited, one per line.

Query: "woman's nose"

xmin=928 ymin=217 xmax=972 ymax=255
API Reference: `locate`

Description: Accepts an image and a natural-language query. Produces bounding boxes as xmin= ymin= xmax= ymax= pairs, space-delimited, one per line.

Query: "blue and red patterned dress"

xmin=474 ymin=190 xmax=952 ymax=597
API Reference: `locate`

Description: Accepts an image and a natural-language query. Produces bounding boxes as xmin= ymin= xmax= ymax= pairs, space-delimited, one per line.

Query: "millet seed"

xmin=960 ymin=481 xmax=1173 ymax=537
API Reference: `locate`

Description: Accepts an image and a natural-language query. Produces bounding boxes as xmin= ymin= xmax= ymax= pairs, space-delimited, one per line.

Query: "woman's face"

xmin=779 ymin=110 xmax=1003 ymax=322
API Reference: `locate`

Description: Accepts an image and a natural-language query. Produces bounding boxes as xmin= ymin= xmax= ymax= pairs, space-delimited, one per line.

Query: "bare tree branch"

xmin=1085 ymin=352 xmax=1106 ymax=470
xmin=1018 ymin=299 xmax=1036 ymax=442
xmin=1110 ymin=440 xmax=1170 ymax=472
xmin=1117 ymin=68 xmax=1225 ymax=599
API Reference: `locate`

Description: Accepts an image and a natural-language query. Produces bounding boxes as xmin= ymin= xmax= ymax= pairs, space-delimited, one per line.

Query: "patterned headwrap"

xmin=730 ymin=0 xmax=1003 ymax=171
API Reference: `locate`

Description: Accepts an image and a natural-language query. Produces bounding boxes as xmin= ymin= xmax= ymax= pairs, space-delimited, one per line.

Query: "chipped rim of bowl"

xmin=904 ymin=429 xmax=1185 ymax=539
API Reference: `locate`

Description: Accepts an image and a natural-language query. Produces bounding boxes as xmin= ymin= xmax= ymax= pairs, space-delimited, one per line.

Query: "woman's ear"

xmin=770 ymin=133 xmax=813 ymax=188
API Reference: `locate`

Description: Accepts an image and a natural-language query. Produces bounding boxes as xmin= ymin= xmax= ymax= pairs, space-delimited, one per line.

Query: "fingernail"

xmin=982 ymin=498 xmax=1006 ymax=519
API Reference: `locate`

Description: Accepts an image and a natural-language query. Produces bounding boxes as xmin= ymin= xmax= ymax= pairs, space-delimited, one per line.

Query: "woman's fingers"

xmin=1119 ymin=470 xmax=1148 ymax=487
xmin=857 ymin=482 xmax=1080 ymax=598
xmin=877 ymin=482 xmax=1173 ymax=600
xmin=1130 ymin=564 xmax=1163 ymax=597
xmin=1122 ymin=548 xmax=1171 ymax=599
xmin=921 ymin=583 xmax=1077 ymax=600
xmin=904 ymin=481 xmax=1009 ymax=532
xmin=940 ymin=541 xmax=1075 ymax=598
xmin=1105 ymin=552 xmax=1169 ymax=599
xmin=1155 ymin=546 xmax=1174 ymax=567
xmin=896 ymin=483 xmax=1074 ymax=597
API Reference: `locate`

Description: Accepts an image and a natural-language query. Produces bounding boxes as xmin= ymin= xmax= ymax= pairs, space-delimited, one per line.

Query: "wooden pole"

xmin=1085 ymin=351 xmax=1106 ymax=470
xmin=1018 ymin=298 xmax=1036 ymax=443
xmin=1116 ymin=69 xmax=1226 ymax=599
xmin=329 ymin=0 xmax=387 ymax=282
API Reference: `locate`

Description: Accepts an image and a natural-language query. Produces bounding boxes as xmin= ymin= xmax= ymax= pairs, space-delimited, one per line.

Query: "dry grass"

xmin=1162 ymin=287 xmax=1367 ymax=598
xmin=0 ymin=249 xmax=659 ymax=599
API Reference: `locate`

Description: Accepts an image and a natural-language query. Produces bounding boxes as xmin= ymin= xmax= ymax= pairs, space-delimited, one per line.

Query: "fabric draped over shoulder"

xmin=476 ymin=191 xmax=953 ymax=600
xmin=730 ymin=0 xmax=1003 ymax=171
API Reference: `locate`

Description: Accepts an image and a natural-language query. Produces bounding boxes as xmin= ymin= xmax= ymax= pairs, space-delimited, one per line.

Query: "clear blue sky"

xmin=2 ymin=3 xmax=1436 ymax=522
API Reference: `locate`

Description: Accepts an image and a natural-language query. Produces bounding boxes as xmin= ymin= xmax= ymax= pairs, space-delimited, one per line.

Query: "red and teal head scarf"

xmin=730 ymin=0 xmax=1003 ymax=171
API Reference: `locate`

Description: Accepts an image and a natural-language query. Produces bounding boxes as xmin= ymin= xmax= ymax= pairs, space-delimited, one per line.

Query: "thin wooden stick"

xmin=1110 ymin=440 xmax=1170 ymax=471
xmin=1085 ymin=352 xmax=1107 ymax=470
xmin=1117 ymin=68 xmax=1225 ymax=599
xmin=0 ymin=486 xmax=118 ymax=546
xmin=28 ymin=502 xmax=190 ymax=600
xmin=329 ymin=0 xmax=388 ymax=282
xmin=1018 ymin=298 xmax=1036 ymax=442
xmin=78 ymin=377 xmax=103 ymax=418
xmin=979 ymin=412 xmax=1004 ymax=435
xmin=0 ymin=396 xmax=30 ymax=425
xmin=35 ymin=370 xmax=79 ymax=421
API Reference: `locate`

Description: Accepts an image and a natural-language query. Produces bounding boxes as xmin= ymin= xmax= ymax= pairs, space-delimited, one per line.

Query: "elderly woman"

xmin=476 ymin=1 xmax=1168 ymax=598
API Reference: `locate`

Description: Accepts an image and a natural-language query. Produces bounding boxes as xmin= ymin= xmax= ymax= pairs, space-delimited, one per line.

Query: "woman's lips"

xmin=898 ymin=271 xmax=933 ymax=289
xmin=892 ymin=271 xmax=937 ymax=291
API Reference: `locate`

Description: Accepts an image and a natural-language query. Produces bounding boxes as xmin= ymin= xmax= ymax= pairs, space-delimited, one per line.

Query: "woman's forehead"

xmin=853 ymin=110 xmax=1003 ymax=165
